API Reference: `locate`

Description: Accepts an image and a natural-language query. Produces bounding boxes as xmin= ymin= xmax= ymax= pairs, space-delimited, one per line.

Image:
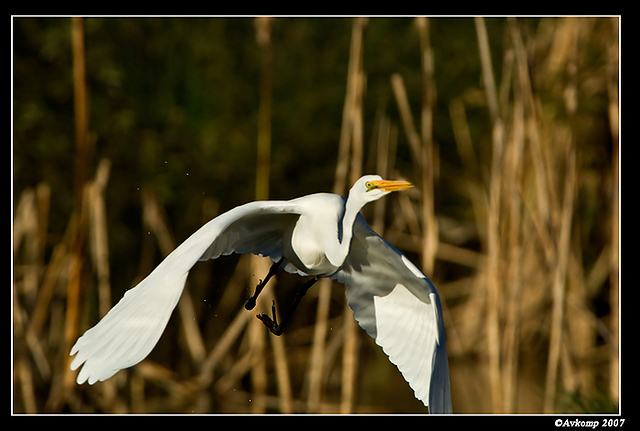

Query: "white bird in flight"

xmin=70 ymin=175 xmax=452 ymax=413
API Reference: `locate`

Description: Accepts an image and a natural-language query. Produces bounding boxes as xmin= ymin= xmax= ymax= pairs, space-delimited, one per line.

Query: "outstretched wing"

xmin=70 ymin=200 xmax=300 ymax=385
xmin=331 ymin=214 xmax=452 ymax=413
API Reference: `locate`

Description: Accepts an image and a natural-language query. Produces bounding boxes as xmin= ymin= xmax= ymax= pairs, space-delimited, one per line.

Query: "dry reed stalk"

xmin=608 ymin=92 xmax=620 ymax=404
xmin=396 ymin=192 xmax=423 ymax=244
xmin=14 ymin=291 xmax=39 ymax=413
xmin=477 ymin=17 xmax=534 ymax=414
xmin=15 ymin=283 xmax=51 ymax=383
xmin=86 ymin=159 xmax=112 ymax=318
xmin=416 ymin=17 xmax=438 ymax=278
xmin=129 ymin=372 xmax=146 ymax=413
xmin=72 ymin=17 xmax=89 ymax=210
xmin=501 ymin=90 xmax=526 ymax=414
xmin=556 ymin=18 xmax=600 ymax=402
xmin=335 ymin=17 xmax=368 ymax=193
xmin=475 ymin=18 xmax=500 ymax=123
xmin=543 ymin=137 xmax=577 ymax=413
xmin=606 ymin=17 xmax=619 ymax=406
xmin=449 ymin=91 xmax=508 ymax=409
xmin=234 ymin=262 xmax=294 ymax=412
xmin=372 ymin=115 xmax=392 ymax=231
xmin=448 ymin=99 xmax=480 ymax=187
xmin=213 ymin=346 xmax=259 ymax=394
xmin=20 ymin=249 xmax=63 ymax=403
xmin=248 ymin=257 xmax=268 ymax=413
xmin=255 ymin=16 xmax=273 ymax=203
xmin=191 ymin=251 xmax=288 ymax=411
xmin=237 ymin=17 xmax=295 ymax=413
xmin=13 ymin=189 xmax=41 ymax=304
xmin=484 ymin=122 xmax=504 ymax=414
xmin=340 ymin=18 xmax=366 ymax=413
xmin=35 ymin=183 xmax=50 ymax=284
xmin=447 ymin=18 xmax=581 ymax=413
xmin=390 ymin=68 xmax=444 ymax=378
xmin=141 ymin=191 xmax=206 ymax=366
xmin=390 ymin=74 xmax=423 ymax=169
xmin=476 ymin=16 xmax=506 ymax=413
xmin=198 ymin=306 xmax=252 ymax=388
xmin=448 ymin=98 xmax=489 ymax=264
xmin=509 ymin=19 xmax=552 ymax=228
xmin=28 ymin=237 xmax=69 ymax=338
xmin=565 ymin=251 xmax=598 ymax=396
xmin=248 ymin=313 xmax=268 ymax=413
xmin=17 ymin=361 xmax=37 ymax=413
xmin=70 ymin=160 xmax=119 ymax=408
xmin=532 ymin=17 xmax=581 ymax=413
xmin=381 ymin=100 xmax=420 ymax=251
xmin=177 ymin=290 xmax=207 ymax=364
xmin=13 ymin=202 xmax=38 ymax=418
xmin=340 ymin=302 xmax=359 ymax=414
xmin=13 ymin=189 xmax=34 ymax=253
xmin=304 ymin=17 xmax=368 ymax=413
xmin=134 ymin=196 xmax=209 ymax=409
xmin=267 ymin=313 xmax=294 ymax=414
xmin=437 ymin=242 xmax=485 ymax=270
xmin=306 ymin=277 xmax=332 ymax=412
xmin=64 ymin=16 xmax=89 ymax=393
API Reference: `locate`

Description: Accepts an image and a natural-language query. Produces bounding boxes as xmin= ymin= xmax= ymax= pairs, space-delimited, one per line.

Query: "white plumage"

xmin=70 ymin=175 xmax=452 ymax=413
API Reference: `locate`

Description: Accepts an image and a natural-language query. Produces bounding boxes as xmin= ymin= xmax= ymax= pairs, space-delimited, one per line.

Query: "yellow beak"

xmin=370 ymin=179 xmax=413 ymax=192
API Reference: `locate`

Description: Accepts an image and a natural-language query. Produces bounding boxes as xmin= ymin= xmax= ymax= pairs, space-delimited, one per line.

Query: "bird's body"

xmin=285 ymin=193 xmax=344 ymax=275
xmin=70 ymin=175 xmax=452 ymax=413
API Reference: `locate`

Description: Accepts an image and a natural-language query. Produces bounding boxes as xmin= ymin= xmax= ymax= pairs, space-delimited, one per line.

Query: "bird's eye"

xmin=365 ymin=181 xmax=373 ymax=190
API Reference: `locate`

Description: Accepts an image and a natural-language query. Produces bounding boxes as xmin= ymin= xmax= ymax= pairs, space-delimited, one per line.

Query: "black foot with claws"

xmin=256 ymin=300 xmax=284 ymax=336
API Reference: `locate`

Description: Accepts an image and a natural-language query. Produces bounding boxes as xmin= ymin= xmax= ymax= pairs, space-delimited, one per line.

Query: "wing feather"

xmin=70 ymin=200 xmax=300 ymax=384
xmin=331 ymin=215 xmax=452 ymax=413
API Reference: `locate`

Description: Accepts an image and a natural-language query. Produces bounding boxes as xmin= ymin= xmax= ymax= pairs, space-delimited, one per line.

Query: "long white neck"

xmin=325 ymin=192 xmax=366 ymax=268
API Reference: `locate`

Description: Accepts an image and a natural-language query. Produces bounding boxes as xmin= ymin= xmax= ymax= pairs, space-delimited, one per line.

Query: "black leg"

xmin=245 ymin=257 xmax=284 ymax=310
xmin=257 ymin=277 xmax=318 ymax=336
xmin=256 ymin=300 xmax=282 ymax=335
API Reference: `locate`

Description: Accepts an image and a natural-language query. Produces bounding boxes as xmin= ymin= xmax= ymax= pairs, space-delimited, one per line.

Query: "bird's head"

xmin=349 ymin=175 xmax=413 ymax=205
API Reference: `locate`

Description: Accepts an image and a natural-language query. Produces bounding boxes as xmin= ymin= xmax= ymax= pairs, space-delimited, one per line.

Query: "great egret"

xmin=70 ymin=175 xmax=452 ymax=413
